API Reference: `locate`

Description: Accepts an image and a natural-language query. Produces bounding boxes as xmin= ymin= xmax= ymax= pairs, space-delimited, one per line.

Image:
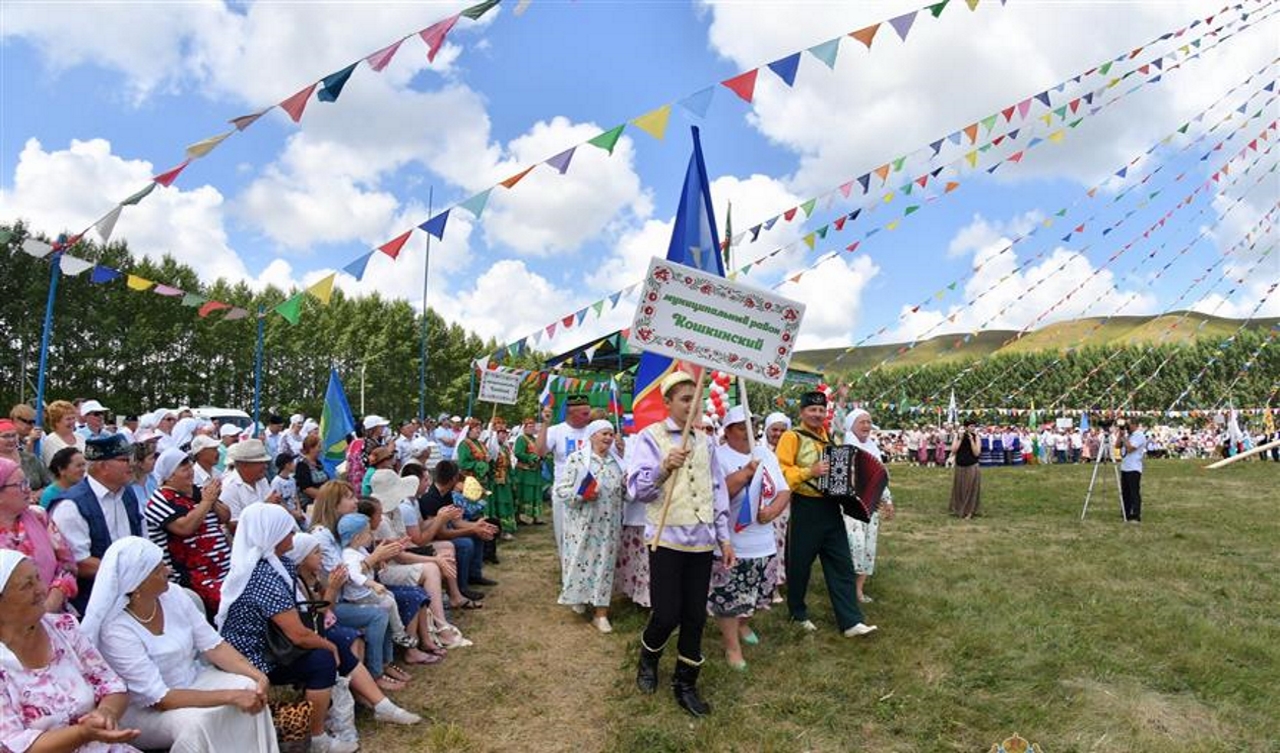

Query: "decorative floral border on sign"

xmin=632 ymin=261 xmax=804 ymax=384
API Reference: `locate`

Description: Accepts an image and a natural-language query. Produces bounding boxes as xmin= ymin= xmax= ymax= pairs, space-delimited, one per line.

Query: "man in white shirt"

xmin=262 ymin=413 xmax=286 ymax=461
xmin=47 ymin=434 xmax=146 ymax=613
xmin=433 ymin=415 xmax=460 ymax=461
xmin=75 ymin=399 xmax=116 ymax=441
xmin=1118 ymin=420 xmax=1148 ymax=523
xmin=535 ymin=394 xmax=593 ymax=556
xmin=281 ymin=414 xmax=306 ymax=458
xmin=218 ymin=439 xmax=281 ymax=535
xmin=189 ymin=435 xmax=221 ymax=490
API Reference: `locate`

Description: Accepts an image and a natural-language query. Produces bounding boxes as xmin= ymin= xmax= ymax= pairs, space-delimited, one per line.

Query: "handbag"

xmin=265 ymin=575 xmax=331 ymax=667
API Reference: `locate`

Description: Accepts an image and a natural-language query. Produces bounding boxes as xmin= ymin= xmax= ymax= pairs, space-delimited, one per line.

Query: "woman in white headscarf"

xmin=842 ymin=409 xmax=895 ymax=605
xmin=81 ymin=537 xmax=278 ymax=753
xmin=553 ymin=420 xmax=625 ymax=633
xmin=762 ymin=412 xmax=792 ymax=602
xmin=0 ymin=548 xmax=142 ymax=751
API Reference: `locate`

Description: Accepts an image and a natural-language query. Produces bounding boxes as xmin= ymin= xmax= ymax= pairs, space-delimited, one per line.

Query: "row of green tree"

xmin=0 ymin=224 xmax=549 ymax=424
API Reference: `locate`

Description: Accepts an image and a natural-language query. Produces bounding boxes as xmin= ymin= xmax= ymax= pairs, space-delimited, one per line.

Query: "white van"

xmin=190 ymin=407 xmax=253 ymax=432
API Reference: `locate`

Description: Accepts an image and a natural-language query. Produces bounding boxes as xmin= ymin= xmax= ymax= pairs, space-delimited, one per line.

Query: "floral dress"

xmin=0 ymin=507 xmax=79 ymax=609
xmin=553 ymin=449 xmax=624 ymax=608
xmin=0 ymin=613 xmax=137 ymax=752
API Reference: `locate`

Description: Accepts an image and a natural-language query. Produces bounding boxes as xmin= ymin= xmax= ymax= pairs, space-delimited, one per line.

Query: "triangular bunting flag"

xmin=857 ymin=173 xmax=871 ymax=193
xmin=631 ymin=104 xmax=672 ymax=140
xmin=378 ymin=230 xmax=413 ymax=259
xmin=749 ymin=224 xmax=762 ymax=241
xmin=420 ymin=14 xmax=460 ymax=62
xmin=845 ymin=241 xmax=860 ymax=253
xmin=90 ymin=265 xmax=122 ymax=284
xmin=873 ymin=164 xmax=890 ymax=183
xmin=1047 ymin=129 xmax=1065 ymax=143
xmin=229 ymin=109 xmax=268 ymax=131
xmin=963 ymin=123 xmax=979 ymax=144
xmin=180 ymin=293 xmax=206 ymax=307
xmin=980 ymin=114 xmax=997 ymax=133
xmin=500 ymin=165 xmax=536 ymax=188
xmin=800 ymin=198 xmax=816 ymax=218
xmin=275 ymin=293 xmax=305 ymax=325
xmin=121 ymin=182 xmax=156 ymax=206
xmin=587 ymin=124 xmax=626 ymax=154
xmin=224 ymin=308 xmax=249 ymax=321
xmin=152 ymin=160 xmax=190 ymax=188
xmin=966 ymin=0 xmax=980 ymax=9
xmin=59 ymin=255 xmax=94 ymax=276
xmin=461 ymin=0 xmax=501 ymax=20
xmin=153 ymin=284 xmax=183 ymax=296
xmin=783 ymin=207 xmax=798 ymax=222
xmin=609 ymin=291 xmax=622 ymax=308
xmin=459 ymin=188 xmax=493 ymax=216
xmin=343 ymin=251 xmax=374 ymax=281
xmin=965 ymin=151 xmax=978 ymax=167
xmin=839 ymin=181 xmax=853 ymax=198
xmin=928 ymin=0 xmax=950 ymax=18
xmin=803 ymin=233 xmax=816 ymax=250
xmin=1034 ymin=91 xmax=1051 ymax=107
xmin=592 ymin=300 xmax=605 ymax=316
xmin=850 ymin=23 xmax=880 ymax=48
xmin=575 ymin=308 xmax=588 ymax=325
xmin=317 ymin=63 xmax=358 ymax=103
xmin=279 ymin=83 xmax=318 ymax=123
xmin=306 ymin=273 xmax=337 ymax=305
xmin=816 ymin=225 xmax=828 ymax=239
xmin=185 ymin=131 xmax=232 ymax=159
xmin=678 ymin=86 xmax=715 ymax=118
xmin=198 ymin=301 xmax=231 ymax=318
xmin=721 ymin=69 xmax=759 ymax=103
xmin=808 ymin=38 xmax=840 ymax=69
xmin=767 ymin=52 xmax=801 ymax=87
xmin=834 ymin=216 xmax=847 ymax=231
xmin=904 ymin=205 xmax=919 ymax=215
xmin=889 ymin=11 xmax=917 ymax=40
xmin=366 ymin=38 xmax=405 ymax=71
xmin=419 ymin=211 xmax=450 ymax=240
xmin=94 ymin=206 xmax=123 ymax=242
xmin=126 ymin=275 xmax=154 ymax=291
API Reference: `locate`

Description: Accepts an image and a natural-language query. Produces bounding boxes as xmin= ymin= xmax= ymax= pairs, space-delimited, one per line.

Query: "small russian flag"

xmin=733 ymin=483 xmax=753 ymax=533
xmin=577 ymin=470 xmax=598 ymax=499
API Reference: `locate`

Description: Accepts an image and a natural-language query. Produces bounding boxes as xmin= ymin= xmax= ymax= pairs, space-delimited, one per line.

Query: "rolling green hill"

xmin=798 ymin=311 xmax=1280 ymax=374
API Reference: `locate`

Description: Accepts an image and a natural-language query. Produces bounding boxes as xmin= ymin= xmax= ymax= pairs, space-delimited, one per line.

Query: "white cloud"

xmin=1 ymin=137 xmax=252 ymax=283
xmin=478 ymin=117 xmax=652 ymax=257
xmin=449 ymin=259 xmax=584 ymax=343
xmin=701 ymin=1 xmax=1276 ymax=196
xmin=775 ymin=253 xmax=880 ymax=349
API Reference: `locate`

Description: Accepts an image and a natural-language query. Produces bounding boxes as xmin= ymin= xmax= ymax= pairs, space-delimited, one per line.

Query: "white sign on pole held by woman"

xmin=628 ymin=257 xmax=805 ymax=387
xmin=477 ymin=369 xmax=522 ymax=405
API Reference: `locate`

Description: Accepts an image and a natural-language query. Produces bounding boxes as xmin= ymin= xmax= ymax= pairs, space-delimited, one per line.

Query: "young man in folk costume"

xmin=626 ymin=371 xmax=734 ymax=717
xmin=512 ymin=417 xmax=544 ymax=525
xmin=775 ymin=390 xmax=877 ymax=638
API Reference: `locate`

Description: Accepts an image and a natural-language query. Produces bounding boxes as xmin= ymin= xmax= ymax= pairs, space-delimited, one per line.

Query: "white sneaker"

xmin=312 ymin=734 xmax=360 ymax=753
xmin=593 ymin=616 xmax=613 ymax=633
xmin=571 ymin=604 xmax=587 ymax=615
xmin=374 ymin=701 xmax=422 ymax=725
xmin=796 ymin=619 xmax=818 ymax=632
xmin=843 ymin=623 xmax=878 ymax=638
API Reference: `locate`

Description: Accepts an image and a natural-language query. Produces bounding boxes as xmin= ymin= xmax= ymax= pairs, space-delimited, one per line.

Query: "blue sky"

xmin=3 ymin=0 xmax=1276 ymax=355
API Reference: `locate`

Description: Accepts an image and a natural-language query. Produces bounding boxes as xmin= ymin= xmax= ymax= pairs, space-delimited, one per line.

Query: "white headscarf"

xmin=0 ymin=548 xmax=28 ymax=594
xmin=585 ymin=420 xmax=614 ymax=439
xmin=764 ymin=412 xmax=791 ymax=431
xmin=844 ymin=408 xmax=879 ymax=454
xmin=216 ymin=503 xmax=296 ymax=628
xmin=152 ymin=447 xmax=191 ymax=488
xmin=168 ymin=418 xmax=200 ymax=451
xmin=287 ymin=532 xmax=321 ymax=564
xmin=79 ymin=537 xmax=163 ymax=647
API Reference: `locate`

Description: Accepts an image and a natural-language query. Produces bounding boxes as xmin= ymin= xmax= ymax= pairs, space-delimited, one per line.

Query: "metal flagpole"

xmin=466 ymin=364 xmax=476 ymax=419
xmin=418 ymin=187 xmax=433 ymax=423
xmin=253 ymin=305 xmax=265 ymax=431
xmin=33 ymin=247 xmax=64 ymax=444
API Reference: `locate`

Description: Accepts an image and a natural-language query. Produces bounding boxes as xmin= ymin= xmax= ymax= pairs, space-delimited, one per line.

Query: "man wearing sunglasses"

xmin=75 ymin=399 xmax=117 ymax=441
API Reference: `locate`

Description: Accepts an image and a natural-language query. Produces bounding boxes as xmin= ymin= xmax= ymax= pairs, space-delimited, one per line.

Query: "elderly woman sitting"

xmin=0 ymin=548 xmax=142 ymax=751
xmin=81 ymin=537 xmax=278 ymax=753
xmin=0 ymin=458 xmax=78 ymax=613
xmin=217 ymin=505 xmax=418 ymax=753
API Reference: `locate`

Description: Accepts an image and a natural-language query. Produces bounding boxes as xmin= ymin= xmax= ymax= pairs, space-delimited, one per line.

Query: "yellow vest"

xmin=791 ymin=428 xmax=839 ymax=498
xmin=644 ymin=422 xmax=714 ymax=528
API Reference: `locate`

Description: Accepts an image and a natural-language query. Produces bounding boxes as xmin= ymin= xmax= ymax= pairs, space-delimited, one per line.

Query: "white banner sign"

xmin=477 ymin=369 xmax=522 ymax=405
xmin=628 ymin=257 xmax=806 ymax=387
xmin=1055 ymin=417 xmax=1074 ymax=429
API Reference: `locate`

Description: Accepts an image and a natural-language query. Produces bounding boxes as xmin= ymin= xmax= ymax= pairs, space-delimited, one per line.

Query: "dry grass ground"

xmin=354 ymin=459 xmax=1280 ymax=752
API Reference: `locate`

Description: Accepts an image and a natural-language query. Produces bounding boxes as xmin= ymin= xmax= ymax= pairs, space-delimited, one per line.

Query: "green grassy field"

xmin=359 ymin=460 xmax=1280 ymax=753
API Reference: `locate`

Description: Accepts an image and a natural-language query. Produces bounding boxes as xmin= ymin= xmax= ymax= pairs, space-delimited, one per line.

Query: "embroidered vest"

xmin=789 ymin=428 xmax=839 ymax=498
xmin=644 ymin=423 xmax=714 ymax=529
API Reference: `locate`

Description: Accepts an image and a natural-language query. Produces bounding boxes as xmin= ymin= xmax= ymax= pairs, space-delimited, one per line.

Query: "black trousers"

xmin=1120 ymin=470 xmax=1142 ymax=521
xmin=786 ymin=497 xmax=864 ymax=631
xmin=643 ymin=547 xmax=713 ymax=661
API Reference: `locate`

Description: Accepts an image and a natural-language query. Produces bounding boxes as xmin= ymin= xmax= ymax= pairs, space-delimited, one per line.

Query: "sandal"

xmin=457 ymin=598 xmax=484 ymax=610
xmin=376 ymin=675 xmax=406 ymax=691
xmin=384 ymin=665 xmax=413 ymax=682
xmin=403 ymin=647 xmax=444 ymax=665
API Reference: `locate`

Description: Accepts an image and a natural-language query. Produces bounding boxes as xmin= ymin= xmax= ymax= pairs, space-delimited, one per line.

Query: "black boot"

xmin=672 ymin=656 xmax=711 ymax=717
xmin=636 ymin=639 xmax=663 ymax=694
xmin=482 ymin=522 xmax=500 ymax=564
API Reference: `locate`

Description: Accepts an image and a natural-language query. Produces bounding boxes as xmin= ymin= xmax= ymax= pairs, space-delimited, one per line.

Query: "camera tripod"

xmin=1080 ymin=430 xmax=1125 ymax=521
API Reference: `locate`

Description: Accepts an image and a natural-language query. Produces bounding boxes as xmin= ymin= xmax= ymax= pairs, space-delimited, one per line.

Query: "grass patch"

xmin=358 ymin=461 xmax=1280 ymax=752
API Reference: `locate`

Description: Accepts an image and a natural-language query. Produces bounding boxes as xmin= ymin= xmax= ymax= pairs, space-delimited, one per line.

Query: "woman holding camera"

xmin=949 ymin=421 xmax=981 ymax=518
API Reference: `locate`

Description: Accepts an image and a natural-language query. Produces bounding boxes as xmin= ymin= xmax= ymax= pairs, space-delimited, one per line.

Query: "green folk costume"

xmin=513 ymin=432 xmax=544 ymax=522
xmin=490 ymin=443 xmax=517 ymax=534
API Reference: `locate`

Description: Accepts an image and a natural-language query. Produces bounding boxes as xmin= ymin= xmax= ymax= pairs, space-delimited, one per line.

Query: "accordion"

xmin=816 ymin=444 xmax=889 ymax=523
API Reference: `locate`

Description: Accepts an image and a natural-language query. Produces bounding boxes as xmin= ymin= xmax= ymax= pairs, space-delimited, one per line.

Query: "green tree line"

xmin=0 ymin=223 xmax=550 ymax=424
